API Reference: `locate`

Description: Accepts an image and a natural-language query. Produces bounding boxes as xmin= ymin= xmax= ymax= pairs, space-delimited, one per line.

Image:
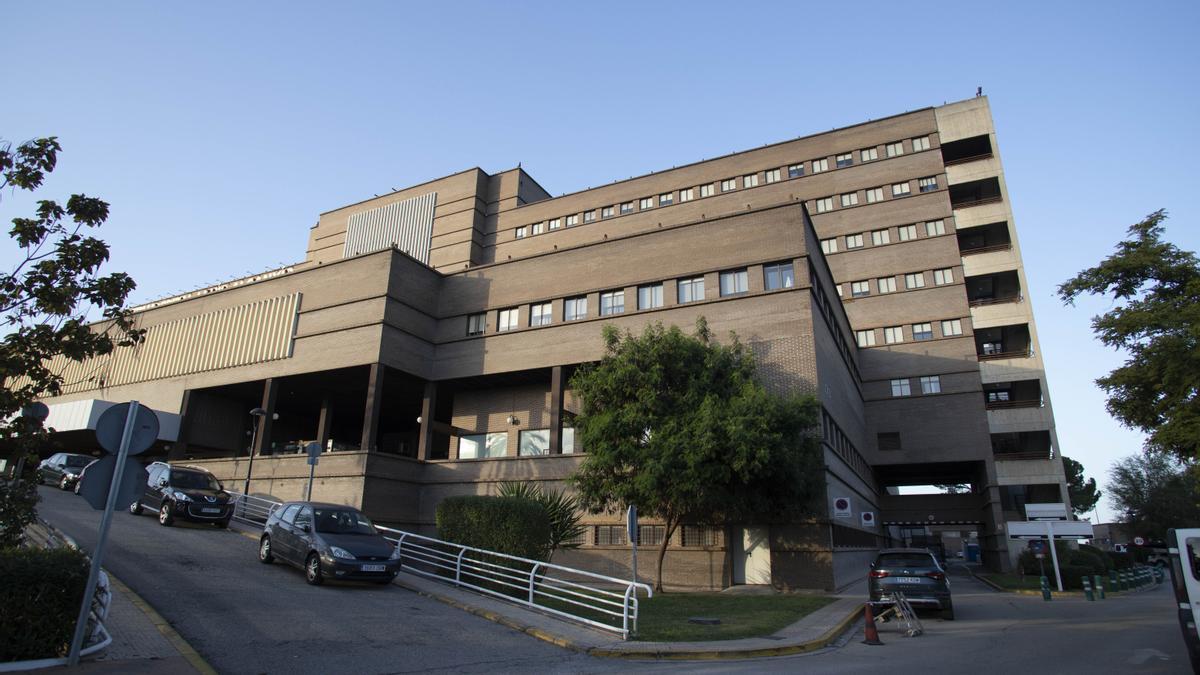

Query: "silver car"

xmin=868 ymin=548 xmax=954 ymax=619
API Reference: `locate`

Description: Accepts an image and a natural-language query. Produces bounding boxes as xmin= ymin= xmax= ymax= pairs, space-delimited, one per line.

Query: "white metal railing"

xmin=225 ymin=492 xmax=652 ymax=639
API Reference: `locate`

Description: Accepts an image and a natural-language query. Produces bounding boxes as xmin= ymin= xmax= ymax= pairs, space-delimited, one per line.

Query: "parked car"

xmin=258 ymin=501 xmax=401 ymax=586
xmin=129 ymin=462 xmax=233 ymax=528
xmin=868 ymin=548 xmax=954 ymax=620
xmin=38 ymin=453 xmax=96 ymax=490
xmin=70 ymin=459 xmax=98 ymax=494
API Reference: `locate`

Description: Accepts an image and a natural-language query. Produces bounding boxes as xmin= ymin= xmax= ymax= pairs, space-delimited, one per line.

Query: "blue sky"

xmin=4 ymin=1 xmax=1198 ymax=517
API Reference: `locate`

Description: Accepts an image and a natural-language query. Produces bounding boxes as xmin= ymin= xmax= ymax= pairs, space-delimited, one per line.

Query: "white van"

xmin=1167 ymin=528 xmax=1200 ymax=671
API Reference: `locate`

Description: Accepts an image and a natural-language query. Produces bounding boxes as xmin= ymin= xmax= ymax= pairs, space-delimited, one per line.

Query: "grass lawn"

xmin=634 ymin=593 xmax=834 ymax=642
xmin=978 ymin=572 xmax=1044 ymax=590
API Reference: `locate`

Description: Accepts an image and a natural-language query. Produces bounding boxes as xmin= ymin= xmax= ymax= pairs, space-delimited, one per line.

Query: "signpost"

xmin=1007 ymin=511 xmax=1094 ymax=593
xmin=68 ymin=401 xmax=159 ymax=666
xmin=626 ymin=505 xmax=638 ymax=586
xmin=305 ymin=441 xmax=321 ymax=501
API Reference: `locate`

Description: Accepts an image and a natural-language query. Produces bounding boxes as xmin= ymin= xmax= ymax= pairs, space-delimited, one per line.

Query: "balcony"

xmin=992 ymin=430 xmax=1053 ymax=461
xmin=975 ymin=324 xmax=1032 ymax=361
xmin=941 ymin=134 xmax=994 ymax=167
xmin=950 ymin=177 xmax=1003 ymax=210
xmin=966 ymin=270 xmax=1022 ymax=307
xmin=957 ymin=221 xmax=1012 ymax=256
xmin=984 ymin=379 xmax=1043 ymax=410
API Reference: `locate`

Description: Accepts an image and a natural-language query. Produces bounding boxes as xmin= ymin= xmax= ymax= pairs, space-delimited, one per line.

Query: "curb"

xmin=969 ymin=570 xmax=1153 ymax=597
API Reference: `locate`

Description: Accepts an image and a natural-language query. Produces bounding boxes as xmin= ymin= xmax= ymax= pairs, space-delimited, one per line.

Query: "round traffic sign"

xmin=95 ymin=402 xmax=160 ymax=456
xmin=1133 ymin=536 xmax=1145 ymax=546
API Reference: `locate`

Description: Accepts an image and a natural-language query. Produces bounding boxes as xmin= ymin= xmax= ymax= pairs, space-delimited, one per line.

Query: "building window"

xmin=719 ymin=269 xmax=748 ymax=296
xmin=764 ymin=168 xmax=781 ymax=184
xmin=835 ymin=284 xmax=843 ymax=297
xmin=530 ymin=302 xmax=552 ymax=327
xmin=851 ymin=281 xmax=870 ymax=297
xmin=886 ymin=141 xmax=904 ymax=157
xmin=498 ymin=308 xmax=519 ymax=332
xmin=564 ymin=296 xmax=587 ymax=321
xmin=846 ymin=233 xmax=864 ymax=249
xmin=891 ymin=379 xmax=912 ymax=396
xmin=682 ymin=525 xmax=720 ymax=547
xmin=865 ymin=187 xmax=884 ymax=203
xmin=919 ymin=176 xmax=938 ymax=193
xmin=811 ymin=158 xmax=829 ymax=173
xmin=871 ymin=229 xmax=890 ymax=246
xmin=700 ymin=183 xmax=714 ymax=198
xmin=458 ymin=432 xmax=507 ymax=459
xmin=620 ymin=202 xmax=633 ymax=214
xmin=601 ymin=206 xmax=614 ymax=218
xmin=941 ymin=319 xmax=963 ymax=336
xmin=860 ymin=147 xmax=878 ymax=162
xmin=519 ymin=429 xmax=550 ymax=456
xmin=743 ymin=173 xmax=759 ymax=188
xmin=913 ymin=322 xmax=933 ymax=341
xmin=840 ymin=192 xmax=859 ymax=207
xmin=877 ymin=277 xmax=897 ymax=294
xmin=920 ymin=375 xmax=941 ymax=394
xmin=884 ymin=326 xmax=904 ymax=344
xmin=583 ymin=210 xmax=596 ymax=223
xmin=898 ymin=224 xmax=917 ymax=241
xmin=680 ymin=188 xmax=694 ymax=202
xmin=856 ymin=329 xmax=876 ymax=347
xmin=815 ymin=197 xmax=833 ymax=213
xmin=566 ymin=214 xmax=578 ymax=227
xmin=659 ymin=193 xmax=673 ymax=206
xmin=515 ymin=226 xmax=527 ymax=239
xmin=600 ymin=290 xmax=625 ymax=316
xmin=878 ymin=432 xmax=902 ymax=451
xmin=532 ymin=221 xmax=545 ymax=235
xmin=925 ymin=219 xmax=946 ymax=236
xmin=640 ymin=197 xmax=654 ymax=210
xmin=561 ymin=427 xmax=576 ymax=454
xmin=764 ymin=262 xmax=795 ymax=290
xmin=835 ymin=152 xmax=854 ymax=168
xmin=892 ymin=182 xmax=911 ymax=197
xmin=905 ymin=272 xmax=926 ymax=289
xmin=912 ymin=136 xmax=931 ymax=152
xmin=467 ymin=313 xmax=486 ymax=336
xmin=548 ymin=218 xmax=561 ymax=230
xmin=677 ymin=277 xmax=705 ymax=304
xmin=788 ymin=164 xmax=804 ymax=178
xmin=820 ymin=238 xmax=838 ymax=255
xmin=721 ymin=178 xmax=737 ymax=192
xmin=595 ymin=525 xmax=627 ymax=546
xmin=933 ymin=268 xmax=955 ymax=285
xmin=638 ymin=284 xmax=663 ymax=310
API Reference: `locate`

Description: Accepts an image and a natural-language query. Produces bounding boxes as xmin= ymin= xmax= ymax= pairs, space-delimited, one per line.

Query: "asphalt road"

xmin=37 ymin=486 xmax=1192 ymax=674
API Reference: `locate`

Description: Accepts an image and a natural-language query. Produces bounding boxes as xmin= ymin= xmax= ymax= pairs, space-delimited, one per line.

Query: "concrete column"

xmin=169 ymin=390 xmax=195 ymax=460
xmin=315 ymin=395 xmax=333 ymax=451
xmin=417 ymin=381 xmax=438 ymax=460
xmin=360 ymin=364 xmax=385 ymax=452
xmin=549 ymin=366 xmax=564 ymax=454
xmin=253 ymin=379 xmax=278 ymax=456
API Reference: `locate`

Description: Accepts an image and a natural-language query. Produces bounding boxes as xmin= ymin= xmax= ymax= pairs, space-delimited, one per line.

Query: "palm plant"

xmin=497 ymin=482 xmax=586 ymax=564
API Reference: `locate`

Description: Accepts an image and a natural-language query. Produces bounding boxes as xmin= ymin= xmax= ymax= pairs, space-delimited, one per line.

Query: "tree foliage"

xmin=1106 ymin=450 xmax=1199 ymax=541
xmin=568 ymin=319 xmax=824 ymax=591
xmin=1061 ymin=455 xmax=1101 ymax=516
xmin=1058 ymin=210 xmax=1200 ymax=462
xmin=497 ymin=481 xmax=586 ymax=563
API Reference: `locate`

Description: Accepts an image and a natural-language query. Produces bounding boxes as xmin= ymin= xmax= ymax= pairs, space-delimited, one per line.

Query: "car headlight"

xmin=330 ymin=546 xmax=355 ymax=560
xmin=389 ymin=546 xmax=402 ymax=560
xmin=65 ymin=472 xmax=78 ymax=480
xmin=172 ymin=490 xmax=193 ymax=502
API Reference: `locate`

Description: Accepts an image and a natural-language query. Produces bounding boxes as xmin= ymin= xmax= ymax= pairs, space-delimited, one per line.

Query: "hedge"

xmin=435 ymin=496 xmax=552 ymax=561
xmin=1107 ymin=550 xmax=1135 ymax=569
xmin=1 ymin=547 xmax=90 ymax=661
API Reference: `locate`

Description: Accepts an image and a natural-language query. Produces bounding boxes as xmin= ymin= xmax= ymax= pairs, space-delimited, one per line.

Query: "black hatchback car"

xmin=868 ymin=548 xmax=954 ymax=619
xmin=38 ymin=453 xmax=96 ymax=490
xmin=258 ymin=502 xmax=401 ymax=586
xmin=129 ymin=462 xmax=233 ymax=528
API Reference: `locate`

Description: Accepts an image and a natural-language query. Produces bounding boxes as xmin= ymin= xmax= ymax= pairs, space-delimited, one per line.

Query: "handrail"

xmin=993 ymin=451 xmax=1053 ymax=461
xmin=977 ymin=349 xmax=1032 ymax=361
xmin=225 ymin=491 xmax=652 ymax=639
xmin=968 ymin=294 xmax=1023 ymax=307
xmin=951 ymin=195 xmax=1003 ymax=209
xmin=959 ymin=242 xmax=1012 ymax=256
xmin=942 ymin=152 xmax=994 ymax=167
xmin=985 ymin=399 xmax=1043 ymax=410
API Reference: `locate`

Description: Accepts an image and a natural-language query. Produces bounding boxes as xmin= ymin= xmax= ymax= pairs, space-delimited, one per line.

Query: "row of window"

xmin=821 ymin=408 xmax=871 ymax=485
xmin=457 ymin=428 xmax=578 ymax=458
xmin=838 ymin=266 xmax=957 ymax=303
xmin=512 ymin=134 xmax=936 ymax=240
xmin=890 ymin=375 xmax=942 ymax=397
xmin=808 ymin=260 xmax=862 ymax=385
xmin=855 ymin=318 xmax=964 ymax=348
xmin=466 ymin=262 xmax=797 ymax=336
xmin=819 ymin=219 xmax=947 ymax=256
xmin=591 ymin=524 xmax=722 ymax=547
xmin=812 ymin=175 xmax=939 ymax=214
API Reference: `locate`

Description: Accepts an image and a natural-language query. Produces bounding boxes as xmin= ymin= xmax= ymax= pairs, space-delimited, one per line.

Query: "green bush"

xmin=0 ymin=547 xmax=90 ymax=661
xmin=1107 ymin=550 xmax=1135 ymax=569
xmin=435 ymin=496 xmax=552 ymax=561
xmin=1074 ymin=545 xmax=1112 ymax=572
xmin=0 ymin=480 xmax=40 ymax=549
xmin=1056 ymin=564 xmax=1096 ymax=590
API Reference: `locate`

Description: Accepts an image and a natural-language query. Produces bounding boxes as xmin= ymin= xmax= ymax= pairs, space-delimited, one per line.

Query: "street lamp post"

xmin=243 ymin=407 xmax=267 ymax=497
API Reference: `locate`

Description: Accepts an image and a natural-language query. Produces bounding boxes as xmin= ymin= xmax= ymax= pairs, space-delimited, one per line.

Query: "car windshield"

xmin=877 ymin=553 xmax=937 ymax=568
xmin=171 ymin=470 xmax=220 ymax=490
xmin=65 ymin=456 xmax=93 ymax=468
xmin=314 ymin=508 xmax=377 ymax=535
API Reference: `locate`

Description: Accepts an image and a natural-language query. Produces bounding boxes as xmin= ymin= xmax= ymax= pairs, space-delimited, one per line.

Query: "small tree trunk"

xmin=654 ymin=517 xmax=678 ymax=592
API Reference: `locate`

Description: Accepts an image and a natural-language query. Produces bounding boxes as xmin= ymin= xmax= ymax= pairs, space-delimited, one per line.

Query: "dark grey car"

xmin=38 ymin=453 xmax=96 ymax=490
xmin=868 ymin=548 xmax=954 ymax=619
xmin=258 ymin=501 xmax=401 ymax=586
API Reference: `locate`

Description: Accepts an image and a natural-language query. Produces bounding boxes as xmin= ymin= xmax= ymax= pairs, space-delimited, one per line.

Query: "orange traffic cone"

xmin=862 ymin=602 xmax=884 ymax=645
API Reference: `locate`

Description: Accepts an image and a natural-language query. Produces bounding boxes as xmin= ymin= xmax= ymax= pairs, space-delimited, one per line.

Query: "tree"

xmin=0 ymin=137 xmax=140 ymax=542
xmin=1058 ymin=210 xmax=1200 ymax=463
xmin=497 ymin=481 xmax=586 ymax=563
xmin=1106 ymin=450 xmax=1199 ymax=542
xmin=568 ymin=319 xmax=824 ymax=591
xmin=1061 ymin=455 xmax=1101 ymax=517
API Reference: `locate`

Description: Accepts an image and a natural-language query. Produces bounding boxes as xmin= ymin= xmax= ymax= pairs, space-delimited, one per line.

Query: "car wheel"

xmin=258 ymin=536 xmax=274 ymax=564
xmin=215 ymin=517 xmax=231 ymax=529
xmin=129 ymin=500 xmax=143 ymax=515
xmin=305 ymin=553 xmax=324 ymax=585
xmin=59 ymin=476 xmax=71 ymax=490
xmin=159 ymin=502 xmax=175 ymax=526
xmin=940 ymin=602 xmax=955 ymax=621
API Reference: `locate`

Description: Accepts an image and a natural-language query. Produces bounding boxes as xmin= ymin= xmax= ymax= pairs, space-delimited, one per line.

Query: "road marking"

xmin=107 ymin=573 xmax=219 ymax=675
xmin=1128 ymin=648 xmax=1170 ymax=664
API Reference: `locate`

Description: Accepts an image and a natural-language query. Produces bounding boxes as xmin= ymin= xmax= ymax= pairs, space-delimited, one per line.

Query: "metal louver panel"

xmin=343 ymin=191 xmax=437 ymax=264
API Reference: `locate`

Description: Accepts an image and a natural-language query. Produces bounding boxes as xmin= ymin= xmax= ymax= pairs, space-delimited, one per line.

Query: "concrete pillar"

xmin=417 ymin=381 xmax=437 ymax=460
xmin=549 ymin=366 xmax=564 ymax=454
xmin=253 ymin=379 xmax=278 ymax=456
xmin=169 ymin=390 xmax=195 ymax=460
xmin=315 ymin=395 xmax=333 ymax=451
xmin=361 ymin=364 xmax=384 ymax=452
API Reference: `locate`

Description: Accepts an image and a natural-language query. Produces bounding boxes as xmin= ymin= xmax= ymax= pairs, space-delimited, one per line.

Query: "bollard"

xmin=1109 ymin=571 xmax=1119 ymax=593
xmin=1094 ymin=575 xmax=1105 ymax=599
xmin=1040 ymin=575 xmax=1052 ymax=601
xmin=1083 ymin=577 xmax=1095 ymax=601
xmin=1118 ymin=571 xmax=1128 ymax=591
